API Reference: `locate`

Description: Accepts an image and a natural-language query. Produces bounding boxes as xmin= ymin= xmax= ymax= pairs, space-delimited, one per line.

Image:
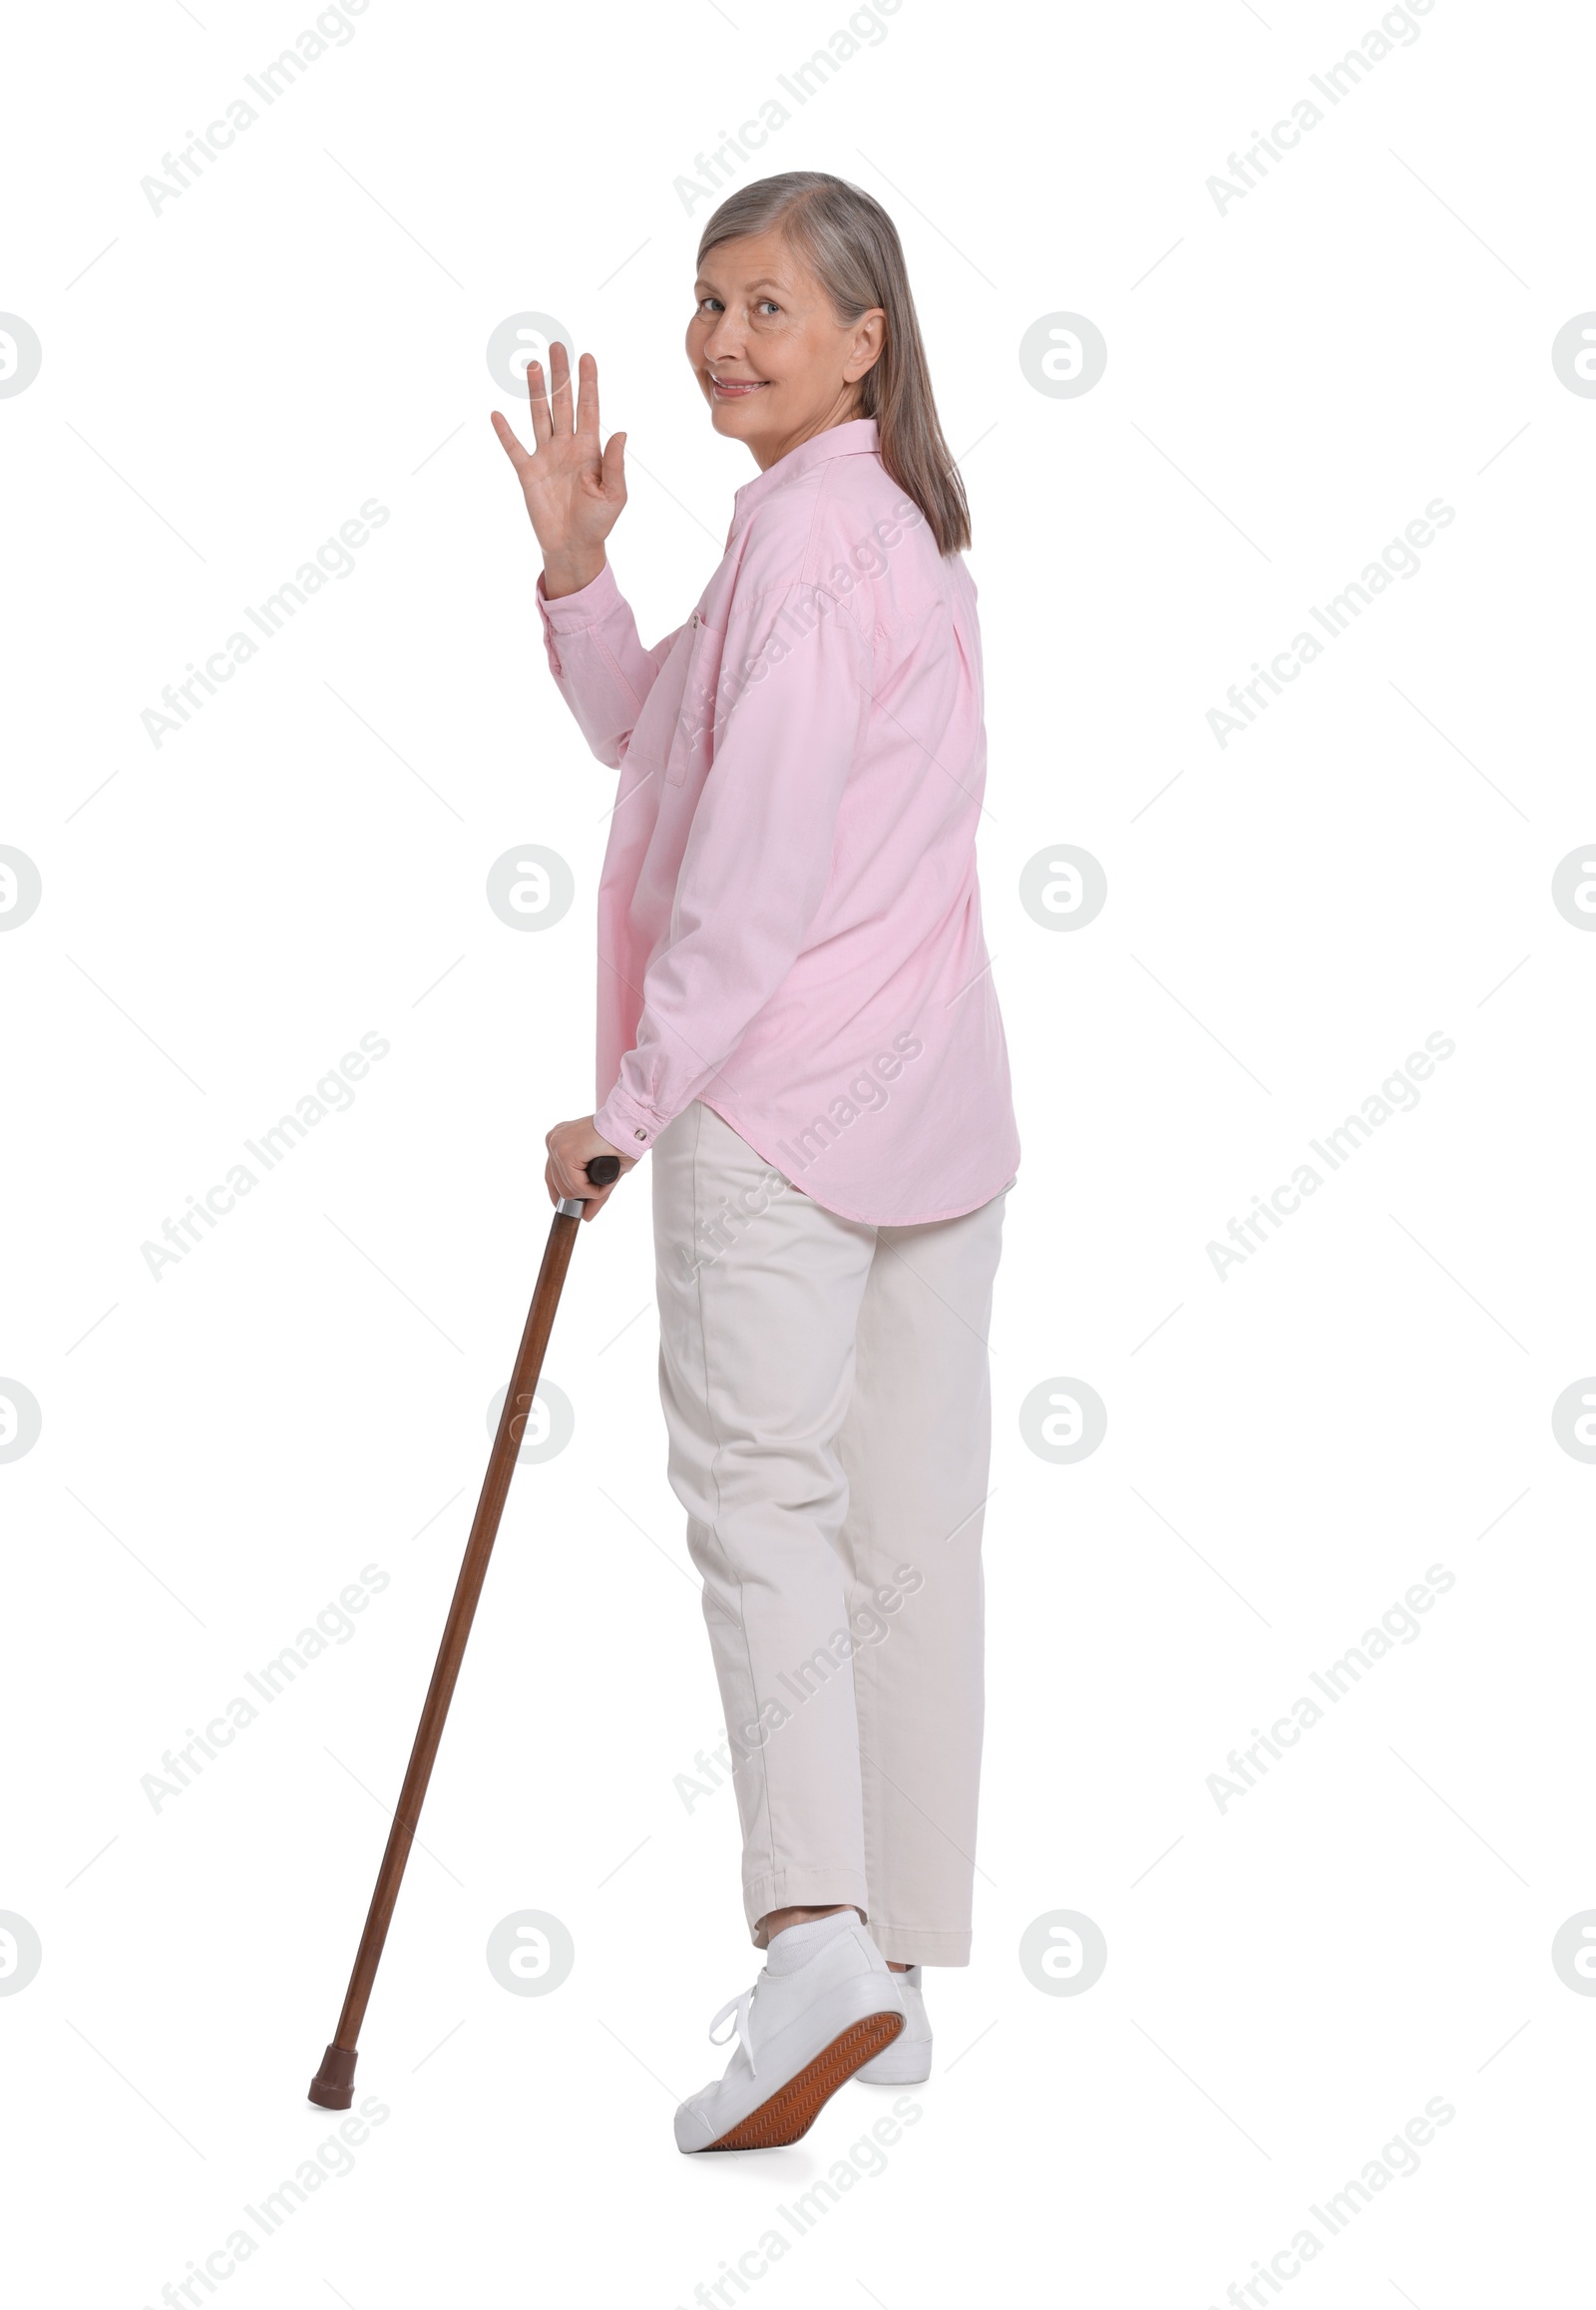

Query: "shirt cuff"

xmin=596 ymin=1081 xmax=667 ymax=1156
xmin=536 ymin=560 xmax=622 ymax=632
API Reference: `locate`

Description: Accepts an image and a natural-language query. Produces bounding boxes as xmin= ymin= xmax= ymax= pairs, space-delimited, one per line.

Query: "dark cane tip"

xmin=585 ymin=1155 xmax=620 ymax=1186
xmin=307 ymin=2043 xmax=358 ymax=2110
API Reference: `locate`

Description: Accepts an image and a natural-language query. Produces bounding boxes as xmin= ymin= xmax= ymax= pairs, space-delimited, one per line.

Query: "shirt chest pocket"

xmin=665 ymin=610 xmax=726 ymax=788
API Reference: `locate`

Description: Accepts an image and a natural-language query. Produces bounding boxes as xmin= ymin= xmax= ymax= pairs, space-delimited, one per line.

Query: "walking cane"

xmin=306 ymin=1153 xmax=621 ymax=2109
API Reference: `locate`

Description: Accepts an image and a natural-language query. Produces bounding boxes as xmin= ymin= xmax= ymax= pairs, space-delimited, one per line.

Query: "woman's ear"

xmin=845 ymin=307 xmax=888 ymax=383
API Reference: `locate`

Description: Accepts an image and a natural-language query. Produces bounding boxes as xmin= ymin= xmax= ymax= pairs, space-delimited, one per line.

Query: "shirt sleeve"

xmin=595 ymin=579 xmax=872 ymax=1155
xmin=536 ymin=561 xmax=686 ymax=769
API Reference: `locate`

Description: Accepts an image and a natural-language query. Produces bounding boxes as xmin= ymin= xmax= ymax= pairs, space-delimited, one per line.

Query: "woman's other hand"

xmin=544 ymin=1116 xmax=634 ymax=1220
xmin=491 ymin=343 xmax=626 ymax=598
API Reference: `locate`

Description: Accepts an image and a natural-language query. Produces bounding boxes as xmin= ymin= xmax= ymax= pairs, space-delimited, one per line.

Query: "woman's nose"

xmin=701 ymin=315 xmax=744 ymax=360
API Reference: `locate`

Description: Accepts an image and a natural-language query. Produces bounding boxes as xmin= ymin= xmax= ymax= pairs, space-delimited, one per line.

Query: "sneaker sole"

xmin=701 ymin=2012 xmax=905 ymax=2150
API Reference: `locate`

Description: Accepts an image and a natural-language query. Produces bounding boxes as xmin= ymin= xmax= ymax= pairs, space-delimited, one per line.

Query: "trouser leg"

xmin=836 ymin=1189 xmax=1008 ymax=1966
xmin=651 ymin=1102 xmax=879 ymax=1945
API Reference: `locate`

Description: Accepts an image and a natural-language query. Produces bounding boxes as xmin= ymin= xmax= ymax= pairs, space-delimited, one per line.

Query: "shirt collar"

xmin=727 ymin=416 xmax=880 ymax=545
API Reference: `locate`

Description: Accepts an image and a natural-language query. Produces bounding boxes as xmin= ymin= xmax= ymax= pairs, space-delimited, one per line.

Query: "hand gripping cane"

xmin=306 ymin=1154 xmax=621 ymax=2109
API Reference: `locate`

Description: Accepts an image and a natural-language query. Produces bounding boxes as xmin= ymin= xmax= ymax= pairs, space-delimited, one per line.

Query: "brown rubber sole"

xmin=704 ymin=2012 xmax=906 ymax=2150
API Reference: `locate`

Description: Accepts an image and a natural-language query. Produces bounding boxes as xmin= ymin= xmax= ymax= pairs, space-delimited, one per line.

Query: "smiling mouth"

xmin=708 ymin=374 xmax=767 ymax=398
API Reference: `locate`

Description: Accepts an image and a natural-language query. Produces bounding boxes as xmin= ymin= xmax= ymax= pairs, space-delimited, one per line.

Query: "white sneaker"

xmin=855 ymin=1964 xmax=931 ymax=2083
xmin=673 ymin=1913 xmax=907 ymax=2153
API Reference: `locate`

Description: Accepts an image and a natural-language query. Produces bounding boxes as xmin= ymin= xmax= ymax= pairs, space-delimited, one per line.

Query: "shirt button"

xmin=634 ymin=1128 xmax=647 ymax=1140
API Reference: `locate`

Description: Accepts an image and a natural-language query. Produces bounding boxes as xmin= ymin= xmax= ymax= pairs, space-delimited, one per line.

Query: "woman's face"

xmin=685 ymin=228 xmax=885 ymax=471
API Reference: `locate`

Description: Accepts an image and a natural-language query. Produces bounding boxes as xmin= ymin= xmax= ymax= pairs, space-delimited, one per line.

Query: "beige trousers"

xmin=651 ymin=1100 xmax=1009 ymax=1967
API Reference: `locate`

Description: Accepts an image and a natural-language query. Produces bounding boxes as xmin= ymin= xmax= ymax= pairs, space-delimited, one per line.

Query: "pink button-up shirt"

xmin=535 ymin=415 xmax=1019 ymax=1226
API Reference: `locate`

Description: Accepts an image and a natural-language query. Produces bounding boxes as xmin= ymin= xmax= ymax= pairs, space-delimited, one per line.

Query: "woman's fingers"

xmin=547 ymin=339 xmax=579 ymax=433
xmin=543 ymin=1116 xmax=630 ymax=1216
xmin=543 ymin=1126 xmax=580 ymax=1201
xmin=574 ymin=350 xmax=600 ymax=449
xmin=519 ymin=343 xmax=602 ymax=471
xmin=599 ymin=429 xmax=627 ymax=503
xmin=525 ymin=354 xmax=555 ymax=450
xmin=489 ymin=408 xmax=533 ymax=476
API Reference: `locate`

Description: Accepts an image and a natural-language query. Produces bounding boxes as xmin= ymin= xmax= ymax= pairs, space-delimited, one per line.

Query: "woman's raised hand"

xmin=490 ymin=342 xmax=626 ymax=595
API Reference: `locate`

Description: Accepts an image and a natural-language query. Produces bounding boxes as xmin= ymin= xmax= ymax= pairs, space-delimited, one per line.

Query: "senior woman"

xmin=492 ymin=171 xmax=1019 ymax=2154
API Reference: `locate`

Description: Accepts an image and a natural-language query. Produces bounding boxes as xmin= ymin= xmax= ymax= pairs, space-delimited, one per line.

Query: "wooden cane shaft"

xmin=330 ymin=1207 xmax=581 ymax=2050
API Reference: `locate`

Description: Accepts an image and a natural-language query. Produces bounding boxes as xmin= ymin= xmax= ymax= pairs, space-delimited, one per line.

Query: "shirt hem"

xmin=698 ymin=1096 xmax=1018 ymax=1228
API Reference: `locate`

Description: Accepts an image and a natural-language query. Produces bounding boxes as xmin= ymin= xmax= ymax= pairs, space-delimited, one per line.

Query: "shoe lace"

xmin=707 ymin=1978 xmax=761 ymax=2077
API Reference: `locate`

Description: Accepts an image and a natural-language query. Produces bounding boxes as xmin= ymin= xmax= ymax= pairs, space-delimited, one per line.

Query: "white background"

xmin=4 ymin=0 xmax=1594 ymax=2301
